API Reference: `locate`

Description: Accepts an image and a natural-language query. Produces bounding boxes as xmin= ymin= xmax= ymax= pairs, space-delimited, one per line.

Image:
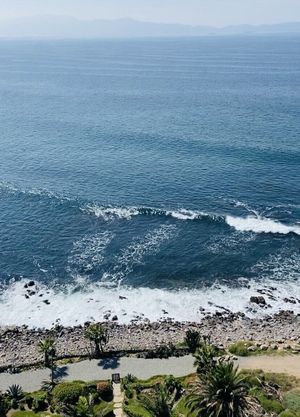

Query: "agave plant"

xmin=6 ymin=384 xmax=23 ymax=409
xmin=187 ymin=360 xmax=253 ymax=417
xmin=6 ymin=384 xmax=23 ymax=401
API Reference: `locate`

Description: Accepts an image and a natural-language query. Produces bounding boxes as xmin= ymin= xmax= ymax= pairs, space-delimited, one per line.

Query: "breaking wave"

xmin=1 ymin=181 xmax=299 ymax=236
xmin=85 ymin=204 xmax=300 ymax=236
xmin=226 ymin=215 xmax=300 ymax=236
xmin=0 ymin=275 xmax=299 ymax=328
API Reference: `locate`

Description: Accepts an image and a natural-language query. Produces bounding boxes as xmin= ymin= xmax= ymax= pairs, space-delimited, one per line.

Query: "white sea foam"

xmin=67 ymin=232 xmax=114 ymax=273
xmin=84 ymin=205 xmax=139 ymax=221
xmin=226 ymin=215 xmax=300 ymax=236
xmin=166 ymin=209 xmax=206 ymax=221
xmin=0 ymin=276 xmax=299 ymax=328
xmin=102 ymin=225 xmax=177 ymax=286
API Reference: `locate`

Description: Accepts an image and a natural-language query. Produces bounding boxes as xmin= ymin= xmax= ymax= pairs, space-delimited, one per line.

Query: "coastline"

xmin=1 ymin=309 xmax=299 ymax=370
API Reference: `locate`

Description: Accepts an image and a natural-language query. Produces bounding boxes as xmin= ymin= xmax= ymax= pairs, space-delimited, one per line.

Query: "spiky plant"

xmin=187 ymin=360 xmax=253 ymax=417
xmin=193 ymin=339 xmax=218 ymax=377
xmin=165 ymin=375 xmax=183 ymax=402
xmin=84 ymin=323 xmax=109 ymax=358
xmin=141 ymin=385 xmax=174 ymax=417
xmin=6 ymin=384 xmax=23 ymax=409
xmin=6 ymin=384 xmax=23 ymax=401
xmin=63 ymin=395 xmax=94 ymax=417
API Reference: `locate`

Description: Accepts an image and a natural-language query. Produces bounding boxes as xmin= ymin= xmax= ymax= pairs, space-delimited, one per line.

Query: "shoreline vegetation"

xmin=1 ymin=309 xmax=299 ymax=372
xmin=1 ymin=336 xmax=300 ymax=417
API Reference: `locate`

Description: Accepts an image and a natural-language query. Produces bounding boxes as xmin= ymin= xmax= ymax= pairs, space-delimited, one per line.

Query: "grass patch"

xmin=228 ymin=341 xmax=290 ymax=357
xmin=279 ymin=410 xmax=300 ymax=417
xmin=124 ymin=401 xmax=152 ymax=417
xmin=250 ymin=387 xmax=284 ymax=414
xmin=283 ymin=391 xmax=300 ymax=412
xmin=175 ymin=397 xmax=197 ymax=417
xmin=240 ymin=369 xmax=299 ymax=392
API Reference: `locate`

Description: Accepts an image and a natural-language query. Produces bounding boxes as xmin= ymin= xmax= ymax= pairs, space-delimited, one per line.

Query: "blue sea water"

xmin=0 ymin=36 xmax=299 ymax=327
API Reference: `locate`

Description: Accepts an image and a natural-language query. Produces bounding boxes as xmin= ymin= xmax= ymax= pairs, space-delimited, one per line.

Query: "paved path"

xmin=0 ymin=355 xmax=299 ymax=392
xmin=113 ymin=383 xmax=124 ymax=417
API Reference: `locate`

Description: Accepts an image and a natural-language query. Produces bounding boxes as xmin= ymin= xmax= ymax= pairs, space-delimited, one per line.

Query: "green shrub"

xmin=124 ymin=402 xmax=151 ymax=417
xmin=25 ymin=391 xmax=48 ymax=412
xmin=124 ymin=386 xmax=134 ymax=399
xmin=279 ymin=410 xmax=297 ymax=417
xmin=52 ymin=381 xmax=84 ymax=405
xmin=284 ymin=391 xmax=300 ymax=412
xmin=93 ymin=401 xmax=114 ymax=417
xmin=144 ymin=344 xmax=177 ymax=359
xmin=0 ymin=396 xmax=10 ymax=417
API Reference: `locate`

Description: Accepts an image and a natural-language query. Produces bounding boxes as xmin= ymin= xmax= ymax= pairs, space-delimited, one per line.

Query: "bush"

xmin=124 ymin=385 xmax=134 ymax=399
xmin=279 ymin=410 xmax=297 ymax=417
xmin=96 ymin=381 xmax=113 ymax=401
xmin=52 ymin=381 xmax=84 ymax=405
xmin=228 ymin=341 xmax=256 ymax=356
xmin=0 ymin=396 xmax=10 ymax=417
xmin=252 ymin=388 xmax=284 ymax=414
xmin=144 ymin=344 xmax=177 ymax=359
xmin=30 ymin=391 xmax=48 ymax=412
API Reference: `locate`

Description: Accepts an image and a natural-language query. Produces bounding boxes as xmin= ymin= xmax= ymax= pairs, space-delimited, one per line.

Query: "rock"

xmin=283 ymin=344 xmax=291 ymax=350
xmin=119 ymin=296 xmax=127 ymax=300
xmin=247 ymin=345 xmax=256 ymax=352
xmin=43 ymin=300 xmax=50 ymax=305
xmin=112 ymin=315 xmax=118 ymax=321
xmin=28 ymin=281 xmax=35 ymax=287
xmin=283 ymin=298 xmax=297 ymax=304
xmin=270 ymin=343 xmax=278 ymax=350
xmin=250 ymin=296 xmax=266 ymax=305
xmin=260 ymin=344 xmax=268 ymax=351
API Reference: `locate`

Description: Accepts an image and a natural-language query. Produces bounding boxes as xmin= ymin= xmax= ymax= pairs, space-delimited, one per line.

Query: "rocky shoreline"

xmin=0 ymin=309 xmax=299 ymax=371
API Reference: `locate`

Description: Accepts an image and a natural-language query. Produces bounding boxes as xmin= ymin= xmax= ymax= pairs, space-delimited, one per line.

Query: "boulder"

xmin=250 ymin=296 xmax=266 ymax=305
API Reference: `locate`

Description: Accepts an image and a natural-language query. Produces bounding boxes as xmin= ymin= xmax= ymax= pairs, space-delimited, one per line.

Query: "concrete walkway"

xmin=0 ymin=355 xmax=299 ymax=392
xmin=113 ymin=383 xmax=124 ymax=417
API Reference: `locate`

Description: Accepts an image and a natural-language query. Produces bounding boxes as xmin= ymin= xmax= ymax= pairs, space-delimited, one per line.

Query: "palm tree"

xmin=187 ymin=361 xmax=252 ymax=417
xmin=193 ymin=339 xmax=218 ymax=377
xmin=84 ymin=323 xmax=109 ymax=358
xmin=38 ymin=337 xmax=56 ymax=367
xmin=185 ymin=330 xmax=201 ymax=353
xmin=141 ymin=385 xmax=174 ymax=417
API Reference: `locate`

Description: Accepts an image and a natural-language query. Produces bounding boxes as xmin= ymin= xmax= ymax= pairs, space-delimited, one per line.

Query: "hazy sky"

xmin=0 ymin=0 xmax=300 ymax=27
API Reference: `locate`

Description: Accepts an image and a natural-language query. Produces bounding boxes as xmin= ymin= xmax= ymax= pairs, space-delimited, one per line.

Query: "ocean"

xmin=0 ymin=36 xmax=299 ymax=327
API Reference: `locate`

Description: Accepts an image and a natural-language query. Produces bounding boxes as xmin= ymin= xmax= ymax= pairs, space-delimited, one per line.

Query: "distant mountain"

xmin=0 ymin=16 xmax=300 ymax=39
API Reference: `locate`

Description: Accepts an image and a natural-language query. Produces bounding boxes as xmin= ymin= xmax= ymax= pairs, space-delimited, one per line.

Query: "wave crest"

xmin=226 ymin=215 xmax=300 ymax=236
